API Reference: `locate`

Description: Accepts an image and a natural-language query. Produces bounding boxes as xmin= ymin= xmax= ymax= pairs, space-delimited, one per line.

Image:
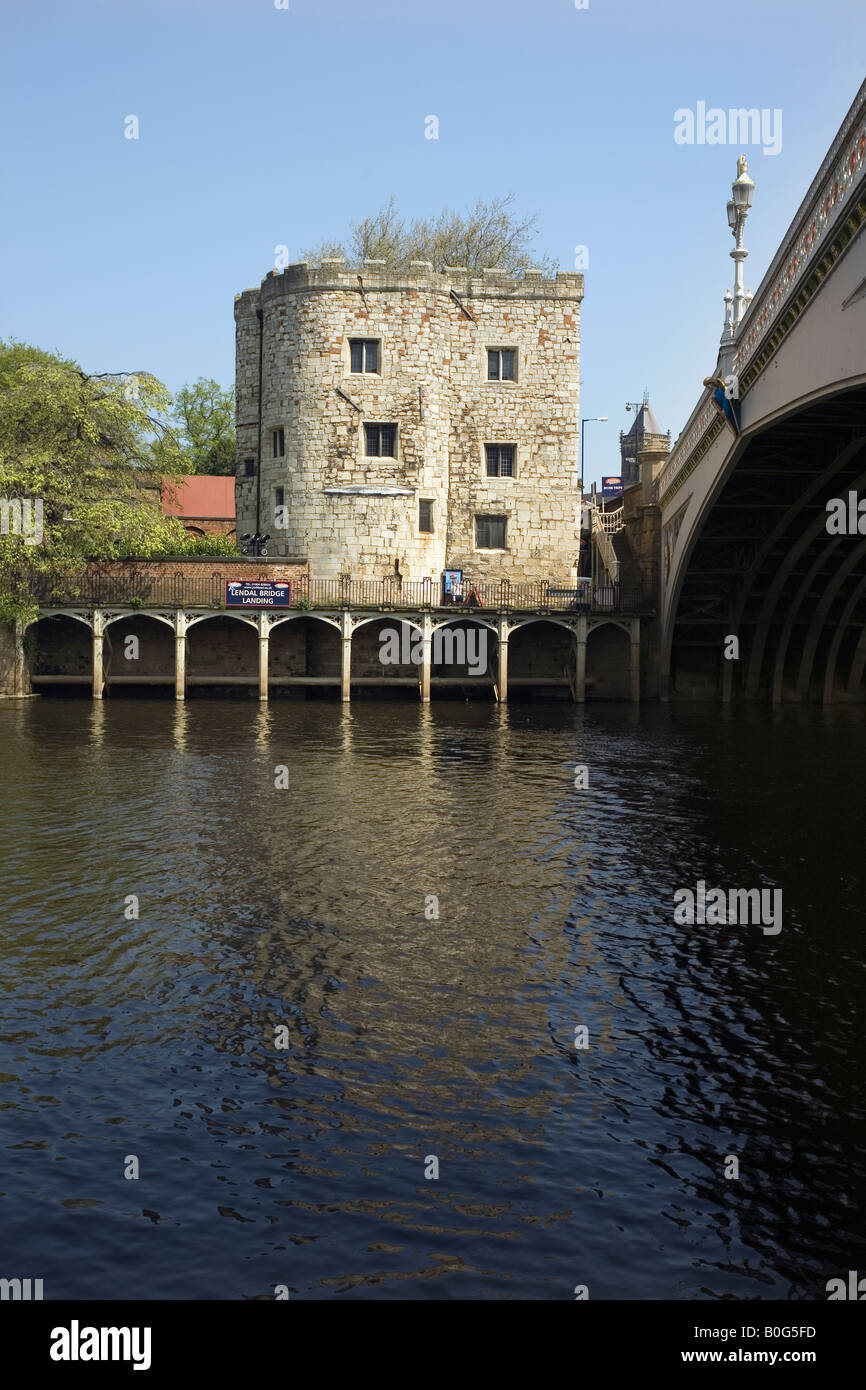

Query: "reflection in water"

xmin=172 ymin=702 xmax=189 ymax=754
xmin=89 ymin=698 xmax=105 ymax=747
xmin=0 ymin=698 xmax=864 ymax=1300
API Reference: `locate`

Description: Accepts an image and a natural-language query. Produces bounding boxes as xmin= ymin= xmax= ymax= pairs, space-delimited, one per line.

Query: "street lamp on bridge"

xmin=580 ymin=416 xmax=608 ymax=495
xmin=725 ymin=154 xmax=755 ymax=337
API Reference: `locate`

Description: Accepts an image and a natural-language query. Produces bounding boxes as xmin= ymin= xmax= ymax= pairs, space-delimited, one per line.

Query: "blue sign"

xmin=226 ymin=580 xmax=291 ymax=608
xmin=602 ymin=476 xmax=622 ymax=499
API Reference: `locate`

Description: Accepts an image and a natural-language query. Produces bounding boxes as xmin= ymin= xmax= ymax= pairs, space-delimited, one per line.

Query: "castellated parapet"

xmin=235 ymin=260 xmax=583 ymax=583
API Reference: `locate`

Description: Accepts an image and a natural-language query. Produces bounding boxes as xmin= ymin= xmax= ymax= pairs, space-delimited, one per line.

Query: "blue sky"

xmin=1 ymin=0 xmax=863 ymax=487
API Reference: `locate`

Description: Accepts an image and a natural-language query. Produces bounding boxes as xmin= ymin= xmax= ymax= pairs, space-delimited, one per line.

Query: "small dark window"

xmin=272 ymin=428 xmax=285 ymax=457
xmin=275 ymin=487 xmax=285 ymax=507
xmin=244 ymin=458 xmax=256 ymax=477
xmin=487 ymin=347 xmax=516 ymax=381
xmin=485 ymin=444 xmax=515 ymax=478
xmin=365 ymin=422 xmax=396 ymax=457
xmin=350 ymin=339 xmax=379 ymax=373
xmin=419 ymin=499 xmax=433 ymax=533
xmin=475 ymin=514 xmax=507 ymax=549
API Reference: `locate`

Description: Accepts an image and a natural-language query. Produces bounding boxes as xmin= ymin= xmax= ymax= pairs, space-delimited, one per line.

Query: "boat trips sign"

xmin=226 ymin=580 xmax=291 ymax=608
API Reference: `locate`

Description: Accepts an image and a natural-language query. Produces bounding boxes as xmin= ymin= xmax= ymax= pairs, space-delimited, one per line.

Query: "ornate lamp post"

xmin=580 ymin=416 xmax=608 ymax=494
xmin=578 ymin=416 xmax=608 ymax=580
xmin=726 ymin=154 xmax=755 ymax=334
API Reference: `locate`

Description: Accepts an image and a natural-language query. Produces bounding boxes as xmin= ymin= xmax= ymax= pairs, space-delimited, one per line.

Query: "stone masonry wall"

xmin=235 ymin=262 xmax=583 ymax=584
xmin=0 ymin=621 xmax=19 ymax=695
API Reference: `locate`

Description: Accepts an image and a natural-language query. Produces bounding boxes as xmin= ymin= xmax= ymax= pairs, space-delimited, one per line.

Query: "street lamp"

xmin=579 ymin=416 xmax=608 ymax=582
xmin=728 ymin=154 xmax=755 ymax=333
xmin=241 ymin=531 xmax=270 ymax=556
xmin=580 ymin=416 xmax=608 ymax=494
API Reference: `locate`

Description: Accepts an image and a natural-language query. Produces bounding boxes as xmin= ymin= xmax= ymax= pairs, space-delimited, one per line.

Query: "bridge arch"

xmin=431 ymin=614 xmax=498 ymax=636
xmin=588 ymin=617 xmax=633 ymax=638
xmin=25 ymin=609 xmax=92 ymax=632
xmin=660 ymin=87 xmax=866 ymax=702
xmin=269 ymin=611 xmax=342 ymax=635
xmin=822 ymin=571 xmax=866 ymax=702
xmin=268 ymin=613 xmax=341 ymax=692
xmin=184 ymin=612 xmax=259 ymax=687
xmin=507 ymin=615 xmax=578 ymax=637
xmin=101 ymin=612 xmax=175 ymax=690
xmin=185 ymin=611 xmax=258 ymax=633
xmin=103 ymin=611 xmax=175 ymax=633
xmin=586 ymin=619 xmax=633 ymax=699
xmin=664 ymin=383 xmax=866 ymax=701
xmin=506 ymin=618 xmax=575 ymax=698
xmin=26 ymin=613 xmax=92 ymax=687
xmin=352 ymin=613 xmax=422 ymax=636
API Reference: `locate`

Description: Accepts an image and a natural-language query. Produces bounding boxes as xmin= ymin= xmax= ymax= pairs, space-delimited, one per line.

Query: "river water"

xmin=1 ymin=697 xmax=864 ymax=1300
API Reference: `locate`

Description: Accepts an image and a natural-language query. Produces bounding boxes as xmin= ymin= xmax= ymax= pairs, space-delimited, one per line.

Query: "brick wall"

xmin=178 ymin=519 xmax=236 ymax=538
xmin=86 ymin=558 xmax=308 ymax=585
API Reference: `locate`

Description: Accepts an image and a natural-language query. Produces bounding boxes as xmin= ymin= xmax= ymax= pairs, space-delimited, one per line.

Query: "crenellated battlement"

xmin=235 ymin=260 xmax=582 ymax=312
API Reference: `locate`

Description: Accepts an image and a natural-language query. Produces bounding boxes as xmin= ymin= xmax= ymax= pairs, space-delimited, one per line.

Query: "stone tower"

xmin=235 ymin=260 xmax=583 ymax=583
xmin=619 ymin=395 xmax=670 ymax=489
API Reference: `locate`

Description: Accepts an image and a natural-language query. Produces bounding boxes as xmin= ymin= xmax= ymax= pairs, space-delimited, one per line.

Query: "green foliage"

xmin=155 ymin=377 xmax=236 ymax=475
xmin=163 ymin=531 xmax=237 ymax=557
xmin=299 ymin=194 xmax=557 ymax=277
xmin=0 ymin=339 xmax=186 ymax=622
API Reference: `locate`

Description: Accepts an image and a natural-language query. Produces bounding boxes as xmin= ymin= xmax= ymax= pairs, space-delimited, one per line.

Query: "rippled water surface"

xmin=1 ymin=698 xmax=864 ymax=1299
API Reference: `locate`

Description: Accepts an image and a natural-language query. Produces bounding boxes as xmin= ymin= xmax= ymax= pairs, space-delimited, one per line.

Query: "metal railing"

xmin=33 ymin=571 xmax=653 ymax=614
xmin=32 ymin=571 xmax=225 ymax=607
xmin=597 ymin=506 xmax=624 ymax=534
xmin=590 ymin=512 xmax=621 ymax=585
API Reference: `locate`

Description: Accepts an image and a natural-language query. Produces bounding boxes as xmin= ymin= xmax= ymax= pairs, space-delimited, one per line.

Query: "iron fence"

xmin=33 ymin=571 xmax=654 ymax=615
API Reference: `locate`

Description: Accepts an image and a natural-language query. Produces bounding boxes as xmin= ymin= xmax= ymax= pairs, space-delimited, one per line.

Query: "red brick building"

xmin=161 ymin=476 xmax=236 ymax=539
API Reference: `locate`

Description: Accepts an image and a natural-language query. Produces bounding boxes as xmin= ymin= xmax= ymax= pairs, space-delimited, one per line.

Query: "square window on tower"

xmin=350 ymin=339 xmax=380 ymax=373
xmin=364 ymin=422 xmax=396 ymax=457
xmin=485 ymin=444 xmax=515 ymax=478
xmin=487 ymin=348 xmax=517 ymax=381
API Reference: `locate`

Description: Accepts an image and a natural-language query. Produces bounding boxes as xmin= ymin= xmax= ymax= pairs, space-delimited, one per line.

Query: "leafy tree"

xmin=158 ymin=377 xmax=236 ymax=476
xmin=299 ymin=193 xmax=557 ymax=276
xmin=0 ymin=341 xmax=190 ymax=624
xmin=170 ymin=531 xmax=237 ymax=556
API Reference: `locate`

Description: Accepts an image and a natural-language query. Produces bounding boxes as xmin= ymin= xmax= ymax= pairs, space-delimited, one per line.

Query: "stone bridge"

xmin=657 ymin=79 xmax=866 ymax=702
